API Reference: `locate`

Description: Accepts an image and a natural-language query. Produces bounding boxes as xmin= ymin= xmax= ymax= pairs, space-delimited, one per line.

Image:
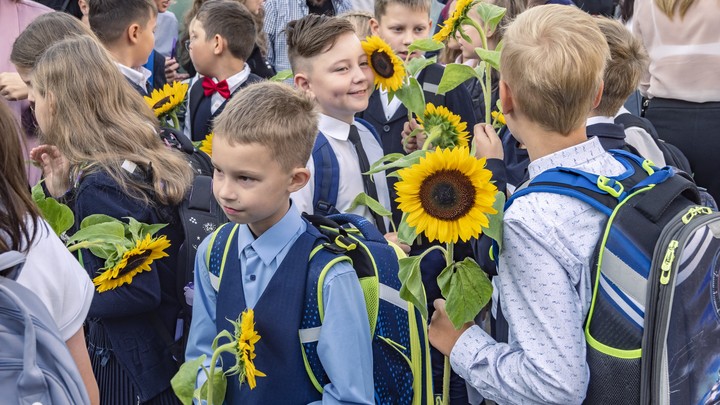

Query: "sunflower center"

xmin=419 ymin=169 xmax=476 ymax=221
xmin=370 ymin=51 xmax=395 ymax=79
xmin=153 ymin=96 xmax=171 ymax=109
xmin=118 ymin=250 xmax=152 ymax=276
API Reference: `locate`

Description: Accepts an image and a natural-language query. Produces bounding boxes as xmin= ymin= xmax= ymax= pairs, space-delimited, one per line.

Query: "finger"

xmin=433 ymin=299 xmax=446 ymax=312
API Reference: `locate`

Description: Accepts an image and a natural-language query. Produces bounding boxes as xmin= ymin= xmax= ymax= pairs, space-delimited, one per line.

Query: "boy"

xmin=88 ymin=0 xmax=164 ymax=95
xmin=185 ymin=81 xmax=374 ymax=404
xmin=287 ymin=14 xmax=393 ymax=235
xmin=359 ymin=0 xmax=477 ymax=156
xmin=428 ymin=6 xmax=621 ymax=404
xmin=184 ymin=0 xmax=261 ymax=141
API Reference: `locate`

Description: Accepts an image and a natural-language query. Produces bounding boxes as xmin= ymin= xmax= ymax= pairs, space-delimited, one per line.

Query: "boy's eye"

xmin=414 ymin=26 xmax=427 ymax=33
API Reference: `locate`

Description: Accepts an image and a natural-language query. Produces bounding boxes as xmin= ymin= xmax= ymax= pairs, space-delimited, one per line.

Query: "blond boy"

xmin=429 ymin=6 xmax=622 ymax=404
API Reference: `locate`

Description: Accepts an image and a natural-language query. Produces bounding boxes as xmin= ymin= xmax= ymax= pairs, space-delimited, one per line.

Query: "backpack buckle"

xmin=597 ymin=176 xmax=624 ymax=198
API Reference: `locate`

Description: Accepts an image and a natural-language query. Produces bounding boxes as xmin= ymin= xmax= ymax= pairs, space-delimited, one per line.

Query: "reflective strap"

xmin=422 ymin=82 xmax=439 ymax=94
xmin=299 ymin=326 xmax=322 ymax=344
xmin=379 ymin=283 xmax=408 ymax=311
xmin=601 ymin=248 xmax=647 ymax=309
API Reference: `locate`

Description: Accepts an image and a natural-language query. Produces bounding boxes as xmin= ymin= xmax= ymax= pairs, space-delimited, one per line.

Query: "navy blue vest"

xmin=215 ymin=225 xmax=323 ymax=404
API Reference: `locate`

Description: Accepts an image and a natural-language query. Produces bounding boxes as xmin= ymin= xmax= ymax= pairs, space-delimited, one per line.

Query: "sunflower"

xmin=433 ymin=0 xmax=476 ymax=42
xmin=227 ymin=309 xmax=266 ymax=389
xmin=491 ymin=110 xmax=505 ymax=126
xmin=92 ymin=234 xmax=171 ymax=292
xmin=395 ymin=147 xmax=497 ymax=244
xmin=144 ymin=81 xmax=189 ymax=118
xmin=199 ymin=132 xmax=213 ymax=157
xmin=417 ymin=103 xmax=469 ymax=149
xmin=362 ymin=36 xmax=406 ymax=92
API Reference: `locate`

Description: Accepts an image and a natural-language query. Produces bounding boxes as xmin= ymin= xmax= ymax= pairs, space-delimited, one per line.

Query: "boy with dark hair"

xmin=184 ymin=0 xmax=261 ymax=141
xmin=88 ymin=0 xmax=164 ymax=95
xmin=185 ymin=81 xmax=374 ymax=404
xmin=287 ymin=14 xmax=393 ymax=236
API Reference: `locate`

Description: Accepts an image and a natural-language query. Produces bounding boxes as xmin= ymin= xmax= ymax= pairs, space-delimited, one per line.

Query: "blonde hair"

xmin=32 ymin=36 xmax=192 ymax=205
xmin=213 ymin=82 xmax=318 ymax=171
xmin=374 ymin=0 xmax=431 ymax=20
xmin=501 ymin=5 xmax=609 ymax=135
xmin=655 ymin=0 xmax=697 ymax=18
xmin=340 ymin=10 xmax=374 ymax=39
xmin=595 ymin=17 xmax=648 ymax=116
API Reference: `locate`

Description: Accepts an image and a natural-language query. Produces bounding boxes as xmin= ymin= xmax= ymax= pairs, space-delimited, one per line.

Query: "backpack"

xmin=0 ymin=251 xmax=90 ymax=405
xmin=157 ymin=127 xmax=228 ymax=363
xmin=504 ymin=149 xmax=720 ymax=405
xmin=205 ymin=213 xmax=434 ymax=405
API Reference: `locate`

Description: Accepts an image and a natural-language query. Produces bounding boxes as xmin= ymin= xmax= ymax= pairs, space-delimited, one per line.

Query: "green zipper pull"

xmin=682 ymin=206 xmax=712 ymax=224
xmin=660 ymin=240 xmax=679 ymax=285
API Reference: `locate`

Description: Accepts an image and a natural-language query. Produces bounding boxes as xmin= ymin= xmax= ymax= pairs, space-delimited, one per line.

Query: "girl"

xmin=0 ymin=98 xmax=98 ymax=404
xmin=29 ymin=35 xmax=193 ymax=404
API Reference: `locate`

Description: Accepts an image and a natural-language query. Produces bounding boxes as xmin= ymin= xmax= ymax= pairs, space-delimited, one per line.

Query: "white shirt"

xmin=380 ymin=89 xmax=403 ymax=120
xmin=116 ymin=62 xmax=152 ymax=92
xmin=15 ymin=218 xmax=94 ymax=341
xmin=291 ymin=114 xmax=392 ymax=230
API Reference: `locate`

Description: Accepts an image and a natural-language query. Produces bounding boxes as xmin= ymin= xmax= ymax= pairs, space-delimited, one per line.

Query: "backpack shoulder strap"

xmin=205 ymin=222 xmax=239 ymax=291
xmin=422 ymin=63 xmax=446 ymax=107
xmin=312 ymin=132 xmax=341 ymax=216
xmin=355 ymin=117 xmax=382 ymax=145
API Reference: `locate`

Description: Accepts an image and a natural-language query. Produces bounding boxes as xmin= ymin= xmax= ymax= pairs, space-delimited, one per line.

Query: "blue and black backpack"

xmin=501 ymin=150 xmax=720 ymax=404
xmin=205 ymin=213 xmax=433 ymax=404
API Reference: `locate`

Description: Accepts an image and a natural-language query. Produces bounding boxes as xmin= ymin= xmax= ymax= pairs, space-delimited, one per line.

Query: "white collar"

xmin=205 ymin=64 xmax=251 ymax=93
xmin=586 ymin=115 xmax=615 ymax=126
xmin=116 ymin=62 xmax=152 ymax=89
xmin=318 ymin=113 xmax=353 ymax=141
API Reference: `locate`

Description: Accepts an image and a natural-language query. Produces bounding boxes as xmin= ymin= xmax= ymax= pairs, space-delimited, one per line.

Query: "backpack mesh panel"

xmin=588 ymin=296 xmax=643 ymax=350
xmin=585 ymin=344 xmax=641 ymax=404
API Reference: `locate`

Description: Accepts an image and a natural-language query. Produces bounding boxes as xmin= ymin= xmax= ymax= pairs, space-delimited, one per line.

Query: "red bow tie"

xmin=202 ymin=77 xmax=231 ymax=99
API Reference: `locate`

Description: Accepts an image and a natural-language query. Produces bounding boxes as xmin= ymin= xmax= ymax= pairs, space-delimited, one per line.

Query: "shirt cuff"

xmin=449 ymin=325 xmax=495 ymax=382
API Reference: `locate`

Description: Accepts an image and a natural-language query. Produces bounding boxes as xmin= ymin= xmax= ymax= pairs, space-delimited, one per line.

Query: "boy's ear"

xmin=592 ymin=81 xmax=604 ymax=109
xmin=127 ymin=23 xmax=142 ymax=45
xmin=289 ymin=167 xmax=311 ymax=192
xmin=499 ymin=79 xmax=514 ymax=116
xmin=294 ymin=73 xmax=314 ymax=97
xmin=369 ymin=18 xmax=380 ymax=35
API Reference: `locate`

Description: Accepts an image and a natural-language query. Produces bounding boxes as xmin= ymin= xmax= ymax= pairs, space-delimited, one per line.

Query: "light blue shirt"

xmin=185 ymin=204 xmax=374 ymax=404
xmin=263 ymin=0 xmax=352 ymax=73
xmin=450 ymin=138 xmax=627 ymax=404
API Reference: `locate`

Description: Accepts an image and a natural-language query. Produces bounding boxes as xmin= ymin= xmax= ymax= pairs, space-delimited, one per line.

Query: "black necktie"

xmin=348 ymin=124 xmax=387 ymax=234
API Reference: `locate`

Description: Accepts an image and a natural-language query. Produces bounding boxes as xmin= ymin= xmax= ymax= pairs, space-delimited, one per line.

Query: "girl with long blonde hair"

xmin=29 ymin=34 xmax=192 ymax=405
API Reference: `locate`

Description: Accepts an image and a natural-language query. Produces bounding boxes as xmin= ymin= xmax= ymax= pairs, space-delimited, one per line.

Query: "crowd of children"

xmin=1 ymin=0 xmax=718 ymax=403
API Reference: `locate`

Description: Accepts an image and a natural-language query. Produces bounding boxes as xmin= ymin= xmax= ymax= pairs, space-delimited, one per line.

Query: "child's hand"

xmin=29 ymin=144 xmax=70 ymax=198
xmin=402 ymin=119 xmax=427 ymax=153
xmin=0 ymin=72 xmax=29 ymax=101
xmin=473 ymin=123 xmax=504 ymax=160
xmin=384 ymin=232 xmax=411 ymax=254
xmin=428 ymin=299 xmax=474 ymax=356
xmin=164 ymin=57 xmax=181 ymax=83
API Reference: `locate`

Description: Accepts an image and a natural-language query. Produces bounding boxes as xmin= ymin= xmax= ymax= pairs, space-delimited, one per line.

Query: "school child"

xmin=428 ymin=6 xmax=621 ymax=404
xmin=0 ymin=99 xmax=99 ymax=405
xmin=183 ymin=0 xmax=262 ymax=141
xmin=184 ymin=81 xmax=374 ymax=404
xmin=28 ymin=35 xmax=193 ymax=405
xmin=287 ymin=14 xmax=394 ymax=236
xmin=87 ymin=0 xmax=162 ymax=95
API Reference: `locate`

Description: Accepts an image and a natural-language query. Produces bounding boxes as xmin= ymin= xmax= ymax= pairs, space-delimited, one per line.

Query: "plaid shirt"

xmin=264 ymin=0 xmax=352 ymax=73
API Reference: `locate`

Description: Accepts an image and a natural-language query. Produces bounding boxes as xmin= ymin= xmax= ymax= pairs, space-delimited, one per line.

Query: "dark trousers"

xmin=645 ymin=98 xmax=720 ymax=202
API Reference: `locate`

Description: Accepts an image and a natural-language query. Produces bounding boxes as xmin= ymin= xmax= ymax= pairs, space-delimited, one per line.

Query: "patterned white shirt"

xmin=450 ymin=137 xmax=626 ymax=404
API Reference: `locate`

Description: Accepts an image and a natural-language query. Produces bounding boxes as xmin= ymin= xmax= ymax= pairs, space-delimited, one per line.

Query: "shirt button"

xmin=383 ymin=125 xmax=391 ymax=133
xmin=249 ymin=274 xmax=256 ymax=281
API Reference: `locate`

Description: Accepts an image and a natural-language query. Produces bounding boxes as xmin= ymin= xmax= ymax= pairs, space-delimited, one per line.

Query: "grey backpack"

xmin=0 ymin=251 xmax=90 ymax=405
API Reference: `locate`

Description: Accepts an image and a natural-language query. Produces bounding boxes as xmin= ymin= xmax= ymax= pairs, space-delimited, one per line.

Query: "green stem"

xmin=170 ymin=111 xmax=180 ymax=130
xmin=67 ymin=240 xmax=102 ymax=253
xmin=442 ymin=356 xmax=451 ymax=405
xmin=465 ymin=17 xmax=494 ymax=125
xmin=422 ymin=126 xmax=443 ymax=150
xmin=207 ymin=341 xmax=236 ymax=405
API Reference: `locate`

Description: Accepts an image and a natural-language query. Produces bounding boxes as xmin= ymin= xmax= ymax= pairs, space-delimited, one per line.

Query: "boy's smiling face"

xmin=295 ymin=32 xmax=374 ymax=124
xmin=370 ymin=3 xmax=432 ymax=60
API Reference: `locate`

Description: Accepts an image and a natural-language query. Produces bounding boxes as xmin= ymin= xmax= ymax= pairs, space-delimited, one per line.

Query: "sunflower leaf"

xmin=270 ymin=69 xmax=293 ymax=82
xmin=395 ymin=76 xmax=425 ymax=118
xmin=367 ymin=153 xmax=405 ymax=175
xmin=405 ymin=55 xmax=438 ymax=78
xmin=212 ymin=329 xmax=235 ymax=352
xmin=437 ymin=63 xmax=481 ymax=95
xmin=474 ymin=2 xmax=506 ymax=32
xmin=35 ymin=196 xmax=75 ymax=237
xmin=171 ymin=354 xmax=207 ymax=405
xmin=408 ymin=38 xmax=445 ymax=54
xmin=397 ymin=214 xmax=418 ymax=245
xmin=481 ymin=190 xmax=505 ymax=250
xmin=66 ymin=221 xmax=126 ymax=245
xmin=199 ymin=371 xmax=227 ymax=405
xmin=438 ymin=257 xmax=493 ymax=329
xmin=398 ymin=255 xmax=428 ymax=320
xmin=31 ymin=181 xmax=46 ymax=201
xmin=366 ymin=150 xmax=428 ymax=175
xmin=88 ymin=241 xmax=122 ymax=261
xmin=347 ymin=192 xmax=393 ymax=218
xmin=80 ymin=214 xmax=119 ymax=229
xmin=474 ymin=48 xmax=501 ymax=71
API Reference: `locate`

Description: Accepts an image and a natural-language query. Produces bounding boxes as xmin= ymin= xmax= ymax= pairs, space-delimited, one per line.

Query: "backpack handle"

xmin=634 ymin=170 xmax=702 ymax=223
xmin=326 ymin=213 xmax=387 ymax=243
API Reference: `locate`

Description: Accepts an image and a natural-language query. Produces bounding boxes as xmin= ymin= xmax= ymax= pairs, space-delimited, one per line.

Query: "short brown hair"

xmin=286 ymin=14 xmax=355 ymax=73
xmin=213 ymin=82 xmax=318 ymax=170
xmin=501 ymin=5 xmax=609 ymax=135
xmin=195 ymin=0 xmax=256 ymax=60
xmin=89 ymin=0 xmax=157 ymax=44
xmin=11 ymin=12 xmax=94 ymax=70
xmin=374 ymin=0 xmax=430 ymax=20
xmin=594 ymin=17 xmax=649 ymax=116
